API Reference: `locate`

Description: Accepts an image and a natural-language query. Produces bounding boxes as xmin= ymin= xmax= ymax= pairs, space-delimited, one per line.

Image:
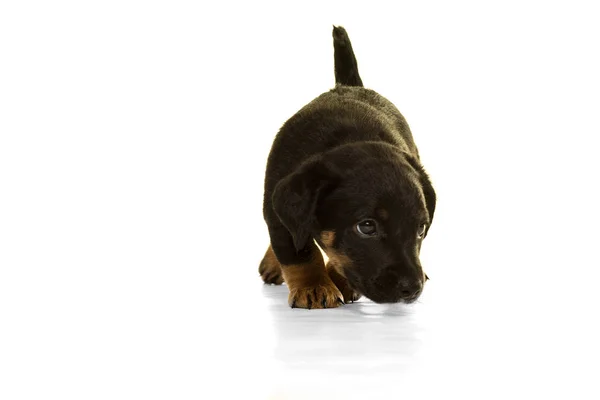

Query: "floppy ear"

xmin=406 ymin=156 xmax=437 ymax=224
xmin=272 ymin=156 xmax=338 ymax=252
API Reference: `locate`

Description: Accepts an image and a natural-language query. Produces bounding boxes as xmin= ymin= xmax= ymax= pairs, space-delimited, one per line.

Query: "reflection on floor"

xmin=255 ymin=277 xmax=598 ymax=400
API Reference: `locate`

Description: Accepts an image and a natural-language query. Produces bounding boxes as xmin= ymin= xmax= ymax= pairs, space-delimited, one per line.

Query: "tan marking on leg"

xmin=258 ymin=245 xmax=283 ymax=285
xmin=319 ymin=230 xmax=352 ymax=276
xmin=324 ymin=248 xmax=352 ymax=278
xmin=281 ymin=248 xmax=343 ymax=309
xmin=318 ymin=231 xmax=358 ymax=302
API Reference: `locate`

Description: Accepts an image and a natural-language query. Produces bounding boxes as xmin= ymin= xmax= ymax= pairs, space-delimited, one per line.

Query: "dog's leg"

xmin=258 ymin=245 xmax=283 ymax=285
xmin=268 ymin=225 xmax=343 ymax=309
xmin=326 ymin=263 xmax=362 ymax=303
xmin=319 ymin=231 xmax=362 ymax=303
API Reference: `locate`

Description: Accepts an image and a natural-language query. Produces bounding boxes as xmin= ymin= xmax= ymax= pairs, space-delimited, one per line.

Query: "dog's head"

xmin=272 ymin=142 xmax=436 ymax=303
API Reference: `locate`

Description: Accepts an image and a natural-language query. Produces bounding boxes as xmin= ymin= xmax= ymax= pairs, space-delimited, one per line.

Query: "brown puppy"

xmin=259 ymin=26 xmax=436 ymax=309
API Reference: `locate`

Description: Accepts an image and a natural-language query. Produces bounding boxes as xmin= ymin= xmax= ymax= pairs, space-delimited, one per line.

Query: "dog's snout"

xmin=398 ymin=278 xmax=422 ymax=300
xmin=371 ymin=268 xmax=423 ymax=302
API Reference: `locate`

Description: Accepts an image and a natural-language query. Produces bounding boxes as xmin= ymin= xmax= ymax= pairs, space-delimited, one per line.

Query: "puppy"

xmin=259 ymin=26 xmax=436 ymax=309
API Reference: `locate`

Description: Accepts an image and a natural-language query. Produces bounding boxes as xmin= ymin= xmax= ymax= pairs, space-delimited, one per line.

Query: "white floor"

xmin=232 ymin=259 xmax=600 ymax=400
xmin=2 ymin=2 xmax=600 ymax=399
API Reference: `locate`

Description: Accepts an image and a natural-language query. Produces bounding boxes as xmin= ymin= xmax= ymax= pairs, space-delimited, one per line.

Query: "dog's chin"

xmin=352 ymin=281 xmax=421 ymax=304
xmin=346 ymin=272 xmax=423 ymax=304
xmin=367 ymin=293 xmax=411 ymax=304
xmin=368 ymin=294 xmax=420 ymax=304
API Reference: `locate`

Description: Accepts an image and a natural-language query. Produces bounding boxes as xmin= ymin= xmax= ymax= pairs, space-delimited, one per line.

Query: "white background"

xmin=1 ymin=1 xmax=599 ymax=399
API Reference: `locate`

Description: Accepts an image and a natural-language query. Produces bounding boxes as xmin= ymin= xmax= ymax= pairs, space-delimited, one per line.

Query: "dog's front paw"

xmin=340 ymin=287 xmax=362 ymax=303
xmin=288 ymin=280 xmax=344 ymax=309
xmin=327 ymin=263 xmax=362 ymax=303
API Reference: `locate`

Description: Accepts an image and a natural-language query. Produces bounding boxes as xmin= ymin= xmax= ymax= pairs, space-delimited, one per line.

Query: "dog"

xmin=259 ymin=26 xmax=436 ymax=309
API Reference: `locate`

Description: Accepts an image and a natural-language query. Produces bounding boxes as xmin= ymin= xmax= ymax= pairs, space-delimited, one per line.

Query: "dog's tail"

xmin=332 ymin=26 xmax=363 ymax=87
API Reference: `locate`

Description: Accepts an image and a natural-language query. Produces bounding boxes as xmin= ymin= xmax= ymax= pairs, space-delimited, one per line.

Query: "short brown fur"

xmin=320 ymin=230 xmax=336 ymax=247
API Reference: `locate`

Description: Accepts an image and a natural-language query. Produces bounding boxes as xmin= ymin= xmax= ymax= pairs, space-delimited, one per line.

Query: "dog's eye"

xmin=355 ymin=220 xmax=377 ymax=237
xmin=417 ymin=223 xmax=427 ymax=239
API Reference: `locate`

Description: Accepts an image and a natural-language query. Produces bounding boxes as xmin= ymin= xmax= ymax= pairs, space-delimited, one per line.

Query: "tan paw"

xmin=327 ymin=263 xmax=362 ymax=303
xmin=341 ymin=287 xmax=362 ymax=303
xmin=259 ymin=246 xmax=283 ymax=285
xmin=288 ymin=280 xmax=344 ymax=309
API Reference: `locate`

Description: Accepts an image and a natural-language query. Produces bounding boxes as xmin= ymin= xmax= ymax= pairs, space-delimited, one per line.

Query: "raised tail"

xmin=332 ymin=26 xmax=363 ymax=87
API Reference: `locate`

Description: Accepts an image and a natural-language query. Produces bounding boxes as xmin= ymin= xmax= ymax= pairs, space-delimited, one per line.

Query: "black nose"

xmin=398 ymin=278 xmax=423 ymax=300
xmin=372 ymin=268 xmax=424 ymax=302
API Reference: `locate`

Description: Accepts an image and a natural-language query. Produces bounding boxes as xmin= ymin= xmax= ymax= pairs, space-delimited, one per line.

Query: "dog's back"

xmin=265 ymin=27 xmax=419 ymax=198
